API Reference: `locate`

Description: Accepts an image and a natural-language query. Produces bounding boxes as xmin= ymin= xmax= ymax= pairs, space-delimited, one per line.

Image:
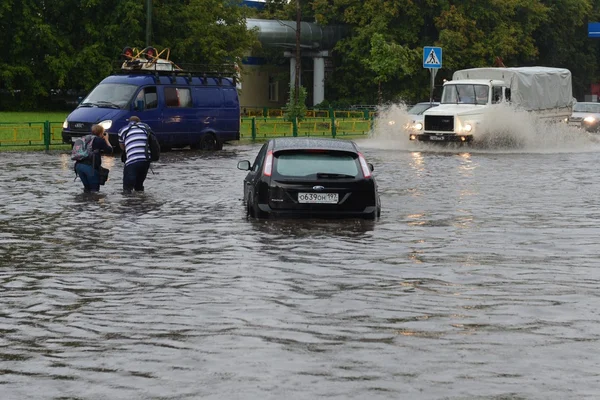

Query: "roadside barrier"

xmin=241 ymin=115 xmax=374 ymax=140
xmin=0 ymin=121 xmax=65 ymax=150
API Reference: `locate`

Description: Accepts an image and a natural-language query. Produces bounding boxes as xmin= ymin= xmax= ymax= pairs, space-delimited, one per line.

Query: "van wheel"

xmin=199 ymin=133 xmax=220 ymax=151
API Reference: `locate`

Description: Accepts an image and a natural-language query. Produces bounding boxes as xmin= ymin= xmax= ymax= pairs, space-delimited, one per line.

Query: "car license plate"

xmin=298 ymin=192 xmax=338 ymax=204
xmin=429 ymin=135 xmax=445 ymax=141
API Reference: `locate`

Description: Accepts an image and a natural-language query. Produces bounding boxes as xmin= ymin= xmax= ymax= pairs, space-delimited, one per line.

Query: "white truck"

xmin=408 ymin=67 xmax=573 ymax=143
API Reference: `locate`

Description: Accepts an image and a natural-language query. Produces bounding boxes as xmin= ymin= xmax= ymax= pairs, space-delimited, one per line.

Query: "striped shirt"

xmin=118 ymin=122 xmax=150 ymax=166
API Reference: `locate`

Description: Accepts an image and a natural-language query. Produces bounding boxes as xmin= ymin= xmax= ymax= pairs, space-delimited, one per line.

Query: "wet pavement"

xmin=2 ymin=116 xmax=600 ymax=399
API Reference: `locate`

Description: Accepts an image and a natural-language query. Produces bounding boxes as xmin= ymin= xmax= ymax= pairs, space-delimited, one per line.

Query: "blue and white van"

xmin=61 ymin=59 xmax=240 ymax=151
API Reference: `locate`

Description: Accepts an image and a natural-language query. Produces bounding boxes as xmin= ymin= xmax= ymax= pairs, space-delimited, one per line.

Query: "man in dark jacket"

xmin=74 ymin=124 xmax=113 ymax=193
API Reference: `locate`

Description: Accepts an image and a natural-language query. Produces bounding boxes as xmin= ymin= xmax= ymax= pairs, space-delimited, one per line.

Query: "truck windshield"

xmin=442 ymin=84 xmax=489 ymax=105
xmin=80 ymin=84 xmax=138 ymax=109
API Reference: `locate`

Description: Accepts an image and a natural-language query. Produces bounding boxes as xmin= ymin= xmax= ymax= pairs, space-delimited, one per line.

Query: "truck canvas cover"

xmin=452 ymin=67 xmax=573 ymax=111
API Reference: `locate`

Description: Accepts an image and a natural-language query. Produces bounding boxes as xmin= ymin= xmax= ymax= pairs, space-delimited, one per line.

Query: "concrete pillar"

xmin=313 ymin=55 xmax=325 ymax=106
xmin=289 ymin=56 xmax=298 ymax=89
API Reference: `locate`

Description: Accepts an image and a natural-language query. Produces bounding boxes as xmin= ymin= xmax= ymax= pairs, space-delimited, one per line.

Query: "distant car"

xmin=405 ymin=101 xmax=440 ymax=131
xmin=568 ymin=102 xmax=600 ymax=132
xmin=237 ymin=137 xmax=381 ymax=219
xmin=388 ymin=102 xmax=440 ymax=131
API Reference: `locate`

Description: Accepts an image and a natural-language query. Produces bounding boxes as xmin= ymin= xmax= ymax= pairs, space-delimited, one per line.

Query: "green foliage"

xmin=313 ymin=100 xmax=330 ymax=109
xmin=283 ymin=84 xmax=308 ymax=122
xmin=1 ymin=0 xmax=600 ymax=109
xmin=0 ymin=0 xmax=258 ymax=110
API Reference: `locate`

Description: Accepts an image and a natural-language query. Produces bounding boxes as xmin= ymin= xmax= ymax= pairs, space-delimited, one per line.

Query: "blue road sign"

xmin=589 ymin=22 xmax=600 ymax=38
xmin=423 ymin=47 xmax=442 ymax=69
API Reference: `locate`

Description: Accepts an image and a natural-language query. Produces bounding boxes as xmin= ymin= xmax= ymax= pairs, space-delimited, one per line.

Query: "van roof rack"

xmin=116 ymin=46 xmax=238 ymax=84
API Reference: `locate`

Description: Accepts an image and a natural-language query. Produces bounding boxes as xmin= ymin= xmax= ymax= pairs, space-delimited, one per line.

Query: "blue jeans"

xmin=75 ymin=163 xmax=100 ymax=192
xmin=123 ymin=161 xmax=150 ymax=192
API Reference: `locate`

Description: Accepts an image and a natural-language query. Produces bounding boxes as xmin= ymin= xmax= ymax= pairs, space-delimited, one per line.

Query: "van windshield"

xmin=80 ymin=84 xmax=138 ymax=109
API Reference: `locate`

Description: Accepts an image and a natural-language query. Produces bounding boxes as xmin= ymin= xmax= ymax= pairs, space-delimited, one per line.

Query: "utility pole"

xmin=146 ymin=0 xmax=152 ymax=47
xmin=295 ymin=0 xmax=301 ymax=104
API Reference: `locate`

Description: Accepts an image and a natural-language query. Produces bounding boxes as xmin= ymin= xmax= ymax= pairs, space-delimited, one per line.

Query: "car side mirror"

xmin=368 ymin=163 xmax=374 ymax=172
xmin=237 ymin=160 xmax=251 ymax=171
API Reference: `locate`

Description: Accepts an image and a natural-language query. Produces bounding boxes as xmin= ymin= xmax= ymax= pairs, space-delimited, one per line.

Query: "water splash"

xmin=366 ymin=102 xmax=600 ymax=154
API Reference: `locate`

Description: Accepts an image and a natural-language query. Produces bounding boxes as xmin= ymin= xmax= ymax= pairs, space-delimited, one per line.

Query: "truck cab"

xmin=409 ymin=79 xmax=509 ymax=143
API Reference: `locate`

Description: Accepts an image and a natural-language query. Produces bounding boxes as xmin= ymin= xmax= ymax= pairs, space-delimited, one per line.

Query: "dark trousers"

xmin=123 ymin=161 xmax=150 ymax=192
xmin=75 ymin=163 xmax=100 ymax=192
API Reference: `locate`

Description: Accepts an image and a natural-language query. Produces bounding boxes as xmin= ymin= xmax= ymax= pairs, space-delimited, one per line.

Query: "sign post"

xmin=423 ymin=46 xmax=442 ymax=104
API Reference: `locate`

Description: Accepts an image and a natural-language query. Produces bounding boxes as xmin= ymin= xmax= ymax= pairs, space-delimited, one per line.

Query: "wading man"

xmin=118 ymin=116 xmax=152 ymax=193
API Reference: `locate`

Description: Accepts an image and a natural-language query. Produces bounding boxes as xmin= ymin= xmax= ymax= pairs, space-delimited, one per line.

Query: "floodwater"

xmin=2 ymin=108 xmax=600 ymax=399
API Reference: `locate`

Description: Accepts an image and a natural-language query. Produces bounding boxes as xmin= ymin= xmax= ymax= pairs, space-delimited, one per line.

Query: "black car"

xmin=237 ymin=138 xmax=381 ymax=219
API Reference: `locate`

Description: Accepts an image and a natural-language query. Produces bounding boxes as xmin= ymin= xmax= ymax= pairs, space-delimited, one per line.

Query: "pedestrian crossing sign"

xmin=423 ymin=46 xmax=442 ymax=69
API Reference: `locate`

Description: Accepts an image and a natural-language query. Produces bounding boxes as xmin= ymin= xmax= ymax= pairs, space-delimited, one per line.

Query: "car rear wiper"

xmin=316 ymin=172 xmax=355 ymax=179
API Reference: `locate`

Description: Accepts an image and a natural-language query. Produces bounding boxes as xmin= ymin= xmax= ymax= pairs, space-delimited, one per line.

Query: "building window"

xmin=268 ymin=76 xmax=278 ymax=102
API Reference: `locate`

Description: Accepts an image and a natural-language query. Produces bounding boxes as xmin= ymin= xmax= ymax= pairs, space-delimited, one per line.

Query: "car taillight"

xmin=263 ymin=151 xmax=273 ymax=176
xmin=358 ymin=153 xmax=371 ymax=178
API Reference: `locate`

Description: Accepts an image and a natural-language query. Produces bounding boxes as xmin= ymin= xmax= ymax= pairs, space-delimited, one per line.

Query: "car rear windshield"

xmin=274 ymin=151 xmax=359 ymax=178
xmin=574 ymin=103 xmax=600 ymax=113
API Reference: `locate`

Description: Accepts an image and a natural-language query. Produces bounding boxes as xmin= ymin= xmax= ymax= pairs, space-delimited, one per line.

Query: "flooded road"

xmin=2 ymin=123 xmax=600 ymax=399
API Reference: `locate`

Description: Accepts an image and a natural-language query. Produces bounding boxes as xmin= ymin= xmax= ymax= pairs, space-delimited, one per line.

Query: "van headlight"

xmin=62 ymin=119 xmax=68 ymax=129
xmin=99 ymin=120 xmax=112 ymax=130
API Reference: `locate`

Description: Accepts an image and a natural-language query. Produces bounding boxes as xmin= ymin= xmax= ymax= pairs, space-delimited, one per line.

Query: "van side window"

xmin=492 ymin=86 xmax=503 ymax=104
xmin=136 ymin=87 xmax=158 ymax=110
xmin=165 ymin=87 xmax=192 ymax=108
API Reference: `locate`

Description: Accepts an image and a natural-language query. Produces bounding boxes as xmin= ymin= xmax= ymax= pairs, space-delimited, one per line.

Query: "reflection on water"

xmin=1 ymin=144 xmax=600 ymax=398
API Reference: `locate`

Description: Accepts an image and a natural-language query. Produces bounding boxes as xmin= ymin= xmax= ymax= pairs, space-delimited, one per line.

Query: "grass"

xmin=0 ymin=111 xmax=68 ymax=123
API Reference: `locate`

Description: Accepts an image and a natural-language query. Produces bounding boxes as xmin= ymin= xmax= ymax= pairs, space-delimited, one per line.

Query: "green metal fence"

xmin=0 ymin=109 xmax=376 ymax=149
xmin=0 ymin=121 xmax=65 ymax=150
xmin=241 ymin=113 xmax=375 ymax=141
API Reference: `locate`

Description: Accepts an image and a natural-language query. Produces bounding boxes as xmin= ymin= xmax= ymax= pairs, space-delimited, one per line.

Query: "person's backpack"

xmin=71 ymin=135 xmax=95 ymax=161
xmin=145 ymin=129 xmax=160 ymax=162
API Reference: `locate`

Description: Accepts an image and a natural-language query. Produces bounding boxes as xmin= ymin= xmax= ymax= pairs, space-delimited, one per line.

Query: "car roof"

xmin=270 ymin=137 xmax=359 ymax=153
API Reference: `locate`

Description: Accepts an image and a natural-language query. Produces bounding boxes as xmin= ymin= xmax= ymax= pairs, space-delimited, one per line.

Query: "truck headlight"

xmin=62 ymin=119 xmax=68 ymax=129
xmin=99 ymin=120 xmax=113 ymax=130
xmin=463 ymin=123 xmax=473 ymax=133
xmin=584 ymin=116 xmax=596 ymax=124
xmin=414 ymin=122 xmax=423 ymax=131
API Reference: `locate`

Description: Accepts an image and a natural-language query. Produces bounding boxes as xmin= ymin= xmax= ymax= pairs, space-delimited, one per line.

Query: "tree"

xmin=283 ymin=84 xmax=307 ymax=122
xmin=363 ymin=33 xmax=418 ymax=104
xmin=0 ymin=0 xmax=258 ymax=110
